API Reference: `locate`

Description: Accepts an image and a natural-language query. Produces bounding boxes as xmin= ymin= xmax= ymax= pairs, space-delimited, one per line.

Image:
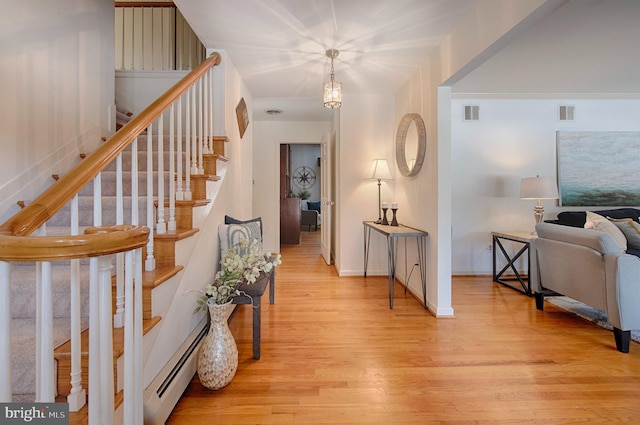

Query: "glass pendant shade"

xmin=324 ymin=80 xmax=342 ymax=108
xmin=323 ymin=49 xmax=342 ymax=109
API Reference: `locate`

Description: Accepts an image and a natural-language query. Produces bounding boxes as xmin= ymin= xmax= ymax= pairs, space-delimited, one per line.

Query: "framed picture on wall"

xmin=557 ymin=131 xmax=640 ymax=206
xmin=236 ymin=97 xmax=249 ymax=138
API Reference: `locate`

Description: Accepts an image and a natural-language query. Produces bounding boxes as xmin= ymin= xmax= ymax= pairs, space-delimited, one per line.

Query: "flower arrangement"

xmin=194 ymin=238 xmax=282 ymax=313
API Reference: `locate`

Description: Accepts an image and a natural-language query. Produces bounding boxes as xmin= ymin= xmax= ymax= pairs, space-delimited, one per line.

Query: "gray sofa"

xmin=532 ymin=222 xmax=640 ymax=352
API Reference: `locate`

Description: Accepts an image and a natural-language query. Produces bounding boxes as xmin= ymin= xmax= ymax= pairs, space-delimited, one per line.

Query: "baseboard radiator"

xmin=143 ymin=317 xmax=208 ymax=424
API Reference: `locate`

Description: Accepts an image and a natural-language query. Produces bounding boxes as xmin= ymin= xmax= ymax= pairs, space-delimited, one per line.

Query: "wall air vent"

xmin=464 ymin=105 xmax=479 ymax=121
xmin=559 ymin=105 xmax=575 ymax=121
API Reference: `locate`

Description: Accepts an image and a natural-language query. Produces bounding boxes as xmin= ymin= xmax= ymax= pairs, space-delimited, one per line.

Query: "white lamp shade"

xmin=368 ymin=159 xmax=393 ymax=180
xmin=520 ymin=176 xmax=559 ymax=200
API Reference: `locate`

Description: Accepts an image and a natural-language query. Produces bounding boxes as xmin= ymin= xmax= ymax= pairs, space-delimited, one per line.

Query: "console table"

xmin=363 ymin=221 xmax=428 ymax=309
xmin=492 ymin=230 xmax=535 ymax=296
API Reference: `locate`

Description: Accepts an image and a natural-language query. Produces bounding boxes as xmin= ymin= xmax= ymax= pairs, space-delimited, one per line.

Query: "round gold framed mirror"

xmin=395 ymin=113 xmax=426 ymax=177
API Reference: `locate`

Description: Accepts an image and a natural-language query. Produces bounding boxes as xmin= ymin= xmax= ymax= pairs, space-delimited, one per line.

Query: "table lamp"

xmin=368 ymin=159 xmax=393 ymax=224
xmin=520 ymin=175 xmax=559 ymax=225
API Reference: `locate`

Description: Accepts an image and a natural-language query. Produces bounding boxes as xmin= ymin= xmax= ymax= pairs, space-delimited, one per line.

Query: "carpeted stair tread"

xmin=10 ymin=262 xmax=91 ymax=320
xmin=11 ymin=317 xmax=90 ymax=396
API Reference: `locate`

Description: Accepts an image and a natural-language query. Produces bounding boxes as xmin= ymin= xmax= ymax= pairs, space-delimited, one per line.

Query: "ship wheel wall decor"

xmin=292 ymin=166 xmax=316 ymax=189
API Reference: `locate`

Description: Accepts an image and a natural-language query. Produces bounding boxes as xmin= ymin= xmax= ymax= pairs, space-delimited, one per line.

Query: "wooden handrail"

xmin=0 ymin=52 xmax=221 ymax=239
xmin=0 ymin=225 xmax=149 ymax=262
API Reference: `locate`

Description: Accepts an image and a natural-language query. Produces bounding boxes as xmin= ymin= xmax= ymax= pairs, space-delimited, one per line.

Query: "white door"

xmin=321 ymin=131 xmax=333 ymax=265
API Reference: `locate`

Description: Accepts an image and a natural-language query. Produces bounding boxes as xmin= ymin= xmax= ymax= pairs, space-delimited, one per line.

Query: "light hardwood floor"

xmin=167 ymin=231 xmax=640 ymax=424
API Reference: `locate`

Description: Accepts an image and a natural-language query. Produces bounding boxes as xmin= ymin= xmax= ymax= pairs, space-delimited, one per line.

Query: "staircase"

xmin=1 ymin=52 xmax=233 ymax=424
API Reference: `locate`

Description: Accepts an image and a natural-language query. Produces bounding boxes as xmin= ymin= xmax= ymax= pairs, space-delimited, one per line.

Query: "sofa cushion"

xmin=556 ymin=208 xmax=640 ymax=227
xmin=584 ymin=211 xmax=627 ymax=251
xmin=609 ymin=218 xmax=640 ymax=250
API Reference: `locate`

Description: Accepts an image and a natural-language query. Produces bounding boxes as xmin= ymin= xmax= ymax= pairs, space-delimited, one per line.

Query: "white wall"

xmin=335 ymin=95 xmax=396 ymax=276
xmin=391 ymin=0 xmax=551 ymax=316
xmin=0 ymin=0 xmax=115 ymax=223
xmin=115 ymin=71 xmax=188 ymax=115
xmin=451 ymin=97 xmax=640 ymax=275
xmin=252 ymin=121 xmax=331 ymax=252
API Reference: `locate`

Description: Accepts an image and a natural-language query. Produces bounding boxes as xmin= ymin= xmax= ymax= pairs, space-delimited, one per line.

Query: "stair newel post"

xmin=36 ymin=258 xmax=55 ymax=402
xmin=145 ymin=124 xmax=156 ymax=271
xmin=69 ymin=194 xmax=86 ymax=410
xmin=176 ymin=97 xmax=184 ymax=201
xmin=0 ymin=261 xmax=11 ymax=402
xmin=156 ymin=113 xmax=167 ymax=235
xmin=114 ymin=152 xmax=126 ymax=329
xmin=88 ymin=254 xmax=117 ymax=425
xmin=134 ymin=247 xmax=144 ymax=424
xmin=168 ymin=103 xmax=177 ymax=232
xmin=184 ymin=87 xmax=192 ymax=200
xmin=197 ymin=78 xmax=204 ymax=174
xmin=123 ymin=247 xmax=144 ymax=424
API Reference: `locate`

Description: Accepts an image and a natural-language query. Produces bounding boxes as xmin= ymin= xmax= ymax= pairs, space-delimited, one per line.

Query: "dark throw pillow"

xmin=307 ymin=201 xmax=321 ymax=212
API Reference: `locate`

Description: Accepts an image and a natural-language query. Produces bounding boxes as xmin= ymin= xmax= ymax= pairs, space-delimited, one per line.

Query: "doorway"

xmin=279 ymin=143 xmax=321 ymax=247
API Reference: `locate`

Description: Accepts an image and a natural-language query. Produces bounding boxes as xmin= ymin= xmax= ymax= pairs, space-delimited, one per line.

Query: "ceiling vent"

xmin=559 ymin=105 xmax=575 ymax=121
xmin=463 ymin=105 xmax=479 ymax=121
xmin=265 ymin=108 xmax=283 ymax=116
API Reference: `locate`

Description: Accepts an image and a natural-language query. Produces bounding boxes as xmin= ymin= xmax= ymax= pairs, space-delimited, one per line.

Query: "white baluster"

xmin=168 ymin=103 xmax=177 ymax=231
xmin=157 ymin=113 xmax=166 ymax=234
xmin=209 ymin=68 xmax=215 ymax=151
xmin=203 ymin=74 xmax=209 ymax=154
xmin=135 ymin=248 xmax=144 ymax=424
xmin=176 ymin=97 xmax=184 ymax=201
xmin=123 ymin=250 xmax=134 ymax=424
xmin=198 ymin=78 xmax=204 ymax=174
xmin=89 ymin=257 xmax=101 ymax=425
xmin=68 ymin=194 xmax=86 ymax=411
xmin=115 ymin=152 xmax=125 ymax=328
xmin=99 ymin=256 xmax=115 ymax=425
xmin=185 ymin=87 xmax=192 ymax=200
xmin=131 ymin=137 xmax=139 ymax=226
xmin=0 ymin=261 xmax=11 ymax=402
xmin=191 ymin=83 xmax=198 ymax=175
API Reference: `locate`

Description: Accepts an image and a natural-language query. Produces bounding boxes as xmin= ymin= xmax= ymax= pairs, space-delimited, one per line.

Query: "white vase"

xmin=196 ymin=299 xmax=238 ymax=390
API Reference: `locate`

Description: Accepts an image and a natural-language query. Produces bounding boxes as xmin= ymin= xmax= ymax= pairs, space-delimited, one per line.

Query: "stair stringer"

xmin=141 ymin=160 xmax=231 ymax=422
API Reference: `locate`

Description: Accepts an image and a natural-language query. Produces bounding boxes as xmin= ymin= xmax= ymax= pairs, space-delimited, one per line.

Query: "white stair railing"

xmin=0 ymin=52 xmax=222 ymax=424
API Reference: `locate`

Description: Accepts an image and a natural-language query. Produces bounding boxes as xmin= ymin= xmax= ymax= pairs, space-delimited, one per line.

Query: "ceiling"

xmin=173 ymin=0 xmax=640 ymax=121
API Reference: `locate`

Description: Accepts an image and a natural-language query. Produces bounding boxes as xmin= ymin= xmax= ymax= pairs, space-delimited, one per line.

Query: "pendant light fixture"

xmin=323 ymin=49 xmax=342 ymax=108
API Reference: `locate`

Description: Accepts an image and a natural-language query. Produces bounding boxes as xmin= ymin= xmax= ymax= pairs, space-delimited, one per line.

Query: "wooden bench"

xmin=231 ymin=270 xmax=275 ymax=359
